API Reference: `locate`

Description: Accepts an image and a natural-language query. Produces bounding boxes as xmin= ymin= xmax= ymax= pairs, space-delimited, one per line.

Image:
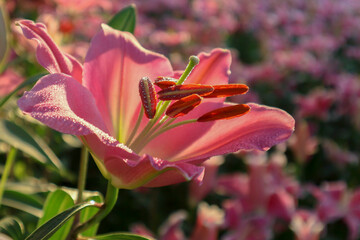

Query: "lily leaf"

xmin=0 ymin=73 xmax=45 ymax=108
xmin=80 ymin=195 xmax=103 ymax=237
xmin=2 ymin=190 xmax=43 ymax=217
xmin=0 ymin=217 xmax=25 ymax=240
xmin=108 ymin=4 xmax=136 ymax=33
xmin=25 ymin=200 xmax=99 ymax=240
xmin=37 ymin=189 xmax=74 ymax=240
xmin=0 ymin=119 xmax=63 ymax=172
xmin=88 ymin=233 xmax=154 ymax=240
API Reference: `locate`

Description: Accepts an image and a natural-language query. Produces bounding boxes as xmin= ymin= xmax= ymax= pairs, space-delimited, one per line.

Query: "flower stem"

xmin=76 ymin=146 xmax=89 ymax=204
xmin=73 ymin=181 xmax=119 ymax=235
xmin=0 ymin=147 xmax=17 ymax=206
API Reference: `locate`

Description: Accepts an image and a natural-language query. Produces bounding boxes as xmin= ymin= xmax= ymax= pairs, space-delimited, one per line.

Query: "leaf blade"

xmin=0 ymin=119 xmax=63 ymax=171
xmin=89 ymin=232 xmax=154 ymax=240
xmin=37 ymin=189 xmax=74 ymax=240
xmin=108 ymin=4 xmax=136 ymax=33
xmin=0 ymin=217 xmax=25 ymax=240
xmin=25 ymin=200 xmax=99 ymax=240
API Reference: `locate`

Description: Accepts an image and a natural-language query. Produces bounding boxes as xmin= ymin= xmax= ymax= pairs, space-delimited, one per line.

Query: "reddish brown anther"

xmin=204 ymin=84 xmax=249 ymax=98
xmin=154 ymin=76 xmax=178 ymax=89
xmin=166 ymin=94 xmax=203 ymax=118
xmin=197 ymin=104 xmax=250 ymax=122
xmin=158 ymin=84 xmax=214 ymax=100
xmin=139 ymin=77 xmax=157 ymax=119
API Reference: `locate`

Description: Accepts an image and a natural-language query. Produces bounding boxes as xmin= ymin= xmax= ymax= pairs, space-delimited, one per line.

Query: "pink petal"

xmin=143 ymin=102 xmax=294 ymax=162
xmin=267 ymin=190 xmax=296 ymax=220
xmin=104 ymin=153 xmax=204 ymax=189
xmin=83 ymin=24 xmax=173 ymax=140
xmin=0 ymin=69 xmax=24 ymax=97
xmin=159 ymin=211 xmax=187 ymax=240
xmin=16 ymin=20 xmax=83 ymax=82
xmin=185 ymin=49 xmax=232 ymax=85
xmin=17 ymin=73 xmax=138 ymax=165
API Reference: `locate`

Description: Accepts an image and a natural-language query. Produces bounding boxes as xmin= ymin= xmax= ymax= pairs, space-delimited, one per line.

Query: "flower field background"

xmin=0 ymin=0 xmax=360 ymax=239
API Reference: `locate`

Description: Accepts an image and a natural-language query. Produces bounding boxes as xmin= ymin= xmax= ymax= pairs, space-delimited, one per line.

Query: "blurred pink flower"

xmin=296 ymin=89 xmax=335 ymax=120
xmin=131 ymin=211 xmax=186 ymax=240
xmin=190 ymin=202 xmax=224 ymax=240
xmin=17 ymin=20 xmax=294 ymax=189
xmin=290 ymin=210 xmax=324 ymax=240
xmin=322 ymin=140 xmax=358 ymax=166
xmin=217 ymin=155 xmax=298 ymax=239
xmin=189 ymin=156 xmax=224 ymax=203
xmin=310 ymin=182 xmax=360 ymax=239
xmin=288 ymin=120 xmax=318 ymax=163
xmin=0 ymin=68 xmax=23 ymax=97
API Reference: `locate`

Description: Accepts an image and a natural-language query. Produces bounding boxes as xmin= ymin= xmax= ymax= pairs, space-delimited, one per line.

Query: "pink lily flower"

xmin=16 ymin=20 xmax=295 ymax=189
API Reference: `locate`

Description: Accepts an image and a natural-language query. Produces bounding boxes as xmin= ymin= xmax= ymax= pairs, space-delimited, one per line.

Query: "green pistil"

xmin=127 ymin=56 xmax=200 ymax=153
xmin=177 ymin=55 xmax=200 ymax=85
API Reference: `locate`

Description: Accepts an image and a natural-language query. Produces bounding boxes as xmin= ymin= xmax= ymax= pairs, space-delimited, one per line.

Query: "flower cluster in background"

xmin=1 ymin=0 xmax=360 ymax=239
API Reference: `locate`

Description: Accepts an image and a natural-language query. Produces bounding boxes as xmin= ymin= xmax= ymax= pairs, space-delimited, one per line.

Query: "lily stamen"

xmin=158 ymin=84 xmax=214 ymax=100
xmin=197 ymin=104 xmax=251 ymax=122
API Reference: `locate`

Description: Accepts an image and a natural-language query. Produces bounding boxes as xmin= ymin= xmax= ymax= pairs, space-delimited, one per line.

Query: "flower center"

xmin=124 ymin=56 xmax=251 ymax=154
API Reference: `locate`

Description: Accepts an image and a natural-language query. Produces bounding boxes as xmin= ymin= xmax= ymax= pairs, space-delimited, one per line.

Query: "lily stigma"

xmin=128 ymin=56 xmax=250 ymax=154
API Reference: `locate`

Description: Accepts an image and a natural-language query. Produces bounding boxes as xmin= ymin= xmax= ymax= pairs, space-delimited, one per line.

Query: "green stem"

xmin=73 ymin=181 xmax=119 ymax=235
xmin=0 ymin=147 xmax=17 ymax=206
xmin=76 ymin=146 xmax=89 ymax=204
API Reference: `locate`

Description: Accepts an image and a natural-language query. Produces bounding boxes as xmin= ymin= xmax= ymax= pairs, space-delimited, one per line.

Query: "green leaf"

xmin=108 ymin=4 xmax=136 ymax=33
xmin=37 ymin=189 xmax=75 ymax=240
xmin=0 ymin=217 xmax=25 ymax=240
xmin=0 ymin=119 xmax=63 ymax=171
xmin=80 ymin=195 xmax=103 ymax=237
xmin=0 ymin=73 xmax=45 ymax=108
xmin=0 ymin=4 xmax=8 ymax=70
xmin=26 ymin=198 xmax=99 ymax=240
xmin=88 ymin=233 xmax=154 ymax=240
xmin=2 ymin=190 xmax=43 ymax=217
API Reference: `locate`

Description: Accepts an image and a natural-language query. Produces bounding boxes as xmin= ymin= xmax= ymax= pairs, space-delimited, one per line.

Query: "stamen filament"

xmin=133 ymin=119 xmax=197 ymax=154
xmin=125 ymin=106 xmax=144 ymax=146
xmin=129 ymin=56 xmax=200 ymax=153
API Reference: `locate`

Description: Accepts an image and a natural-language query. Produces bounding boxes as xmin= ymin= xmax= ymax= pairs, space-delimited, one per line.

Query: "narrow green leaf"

xmin=25 ymin=200 xmax=99 ymax=240
xmin=0 ymin=217 xmax=25 ymax=240
xmin=0 ymin=119 xmax=63 ymax=171
xmin=80 ymin=195 xmax=103 ymax=237
xmin=0 ymin=4 xmax=8 ymax=69
xmin=37 ymin=189 xmax=74 ymax=240
xmin=88 ymin=233 xmax=154 ymax=240
xmin=108 ymin=4 xmax=136 ymax=33
xmin=0 ymin=73 xmax=45 ymax=108
xmin=2 ymin=190 xmax=43 ymax=217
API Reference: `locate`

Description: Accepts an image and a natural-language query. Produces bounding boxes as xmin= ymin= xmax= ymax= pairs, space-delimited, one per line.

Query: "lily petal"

xmin=185 ymin=49 xmax=231 ymax=86
xmin=174 ymin=103 xmax=295 ymax=162
xmin=16 ymin=20 xmax=83 ymax=82
xmin=17 ymin=73 xmax=138 ymax=166
xmin=104 ymin=153 xmax=205 ymax=189
xmin=143 ymin=103 xmax=294 ymax=162
xmin=84 ymin=24 xmax=173 ymax=142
